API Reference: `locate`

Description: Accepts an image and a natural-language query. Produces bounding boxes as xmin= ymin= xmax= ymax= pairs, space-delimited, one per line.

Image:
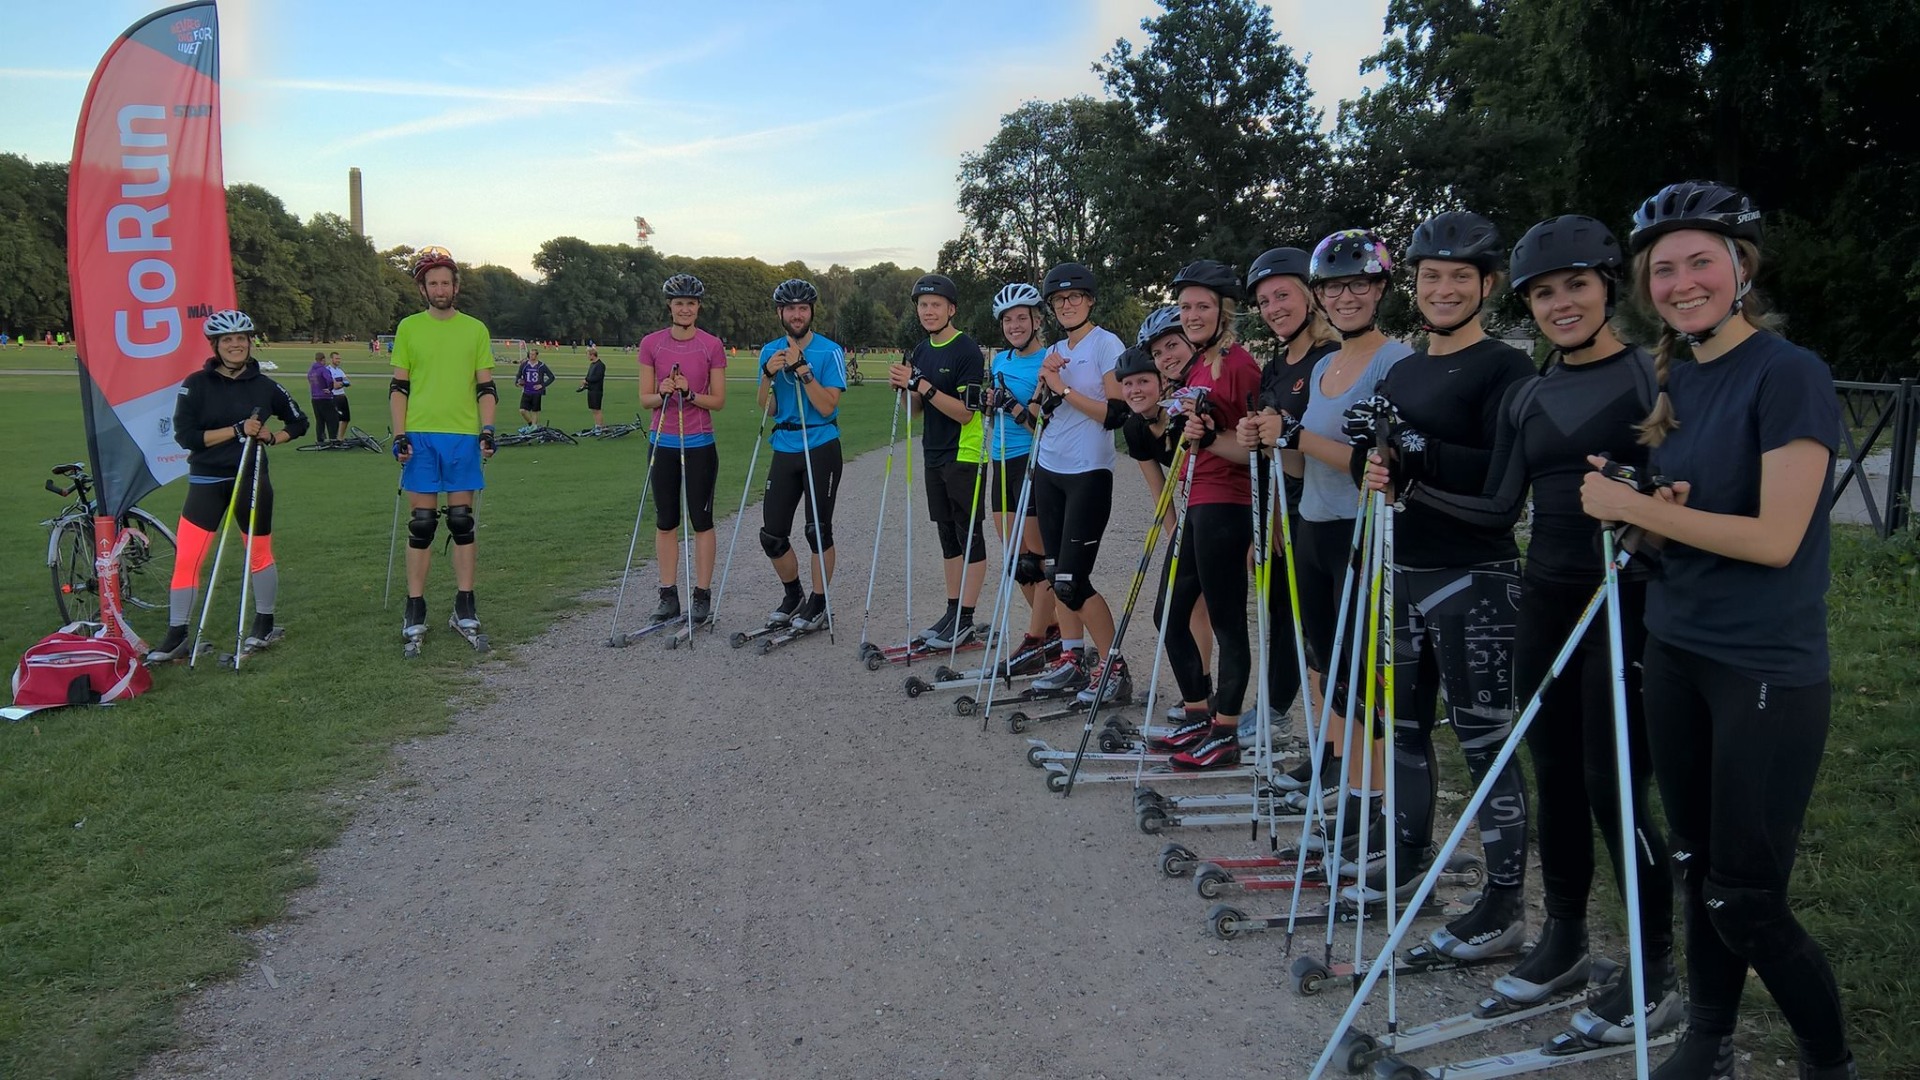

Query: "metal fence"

xmin=1834 ymin=379 xmax=1918 ymax=537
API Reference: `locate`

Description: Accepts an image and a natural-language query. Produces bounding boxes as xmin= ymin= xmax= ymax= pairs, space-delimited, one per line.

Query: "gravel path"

xmin=139 ymin=445 xmax=1772 ymax=1080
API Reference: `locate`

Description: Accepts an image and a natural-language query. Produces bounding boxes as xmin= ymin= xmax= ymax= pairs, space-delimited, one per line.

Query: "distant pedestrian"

xmin=307 ymin=351 xmax=341 ymax=442
xmin=328 ymin=351 xmax=352 ymax=427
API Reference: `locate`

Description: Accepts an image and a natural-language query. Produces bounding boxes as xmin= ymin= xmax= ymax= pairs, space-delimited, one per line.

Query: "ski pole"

xmin=232 ymin=426 xmax=267 ymax=670
xmin=795 ymin=345 xmax=834 ymax=642
xmin=978 ymin=403 xmax=1047 ymax=728
xmin=1603 ymin=525 xmax=1653 ymax=1078
xmin=944 ymin=407 xmax=989 ymax=666
xmin=857 ymin=387 xmax=904 ymax=657
xmin=189 ymin=429 xmax=255 ymax=669
xmin=1246 ymin=435 xmax=1274 ymax=841
xmin=1304 ymin=552 xmax=1628 ymax=1080
xmin=902 ymin=372 xmax=915 ymax=664
xmin=1341 ymin=489 xmax=1389 ymax=966
xmin=674 ymin=366 xmax=694 ymax=646
xmin=606 ymin=397 xmax=667 ymax=646
xmin=383 ymin=482 xmax=402 ymax=609
xmin=1130 ymin=450 xmax=1189 ymax=787
xmin=1272 ymin=453 xmax=1318 ymax=847
xmin=1061 ymin=436 xmax=1194 ymax=795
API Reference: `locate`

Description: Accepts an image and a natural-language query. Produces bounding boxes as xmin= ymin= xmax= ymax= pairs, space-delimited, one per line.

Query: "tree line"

xmin=939 ymin=0 xmax=1918 ymax=381
xmin=0 ymin=158 xmax=933 ymax=351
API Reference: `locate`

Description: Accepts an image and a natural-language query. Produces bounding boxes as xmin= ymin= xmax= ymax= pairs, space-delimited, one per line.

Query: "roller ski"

xmin=905 ymin=648 xmax=1057 ymax=706
xmin=732 ymin=587 xmax=806 ymax=649
xmin=1205 ymin=891 xmax=1476 ymax=941
xmin=1039 ymin=758 xmax=1258 ymax=793
xmin=607 ymin=612 xmax=682 ymax=648
xmin=445 ymin=590 xmax=490 ymax=653
xmin=753 ymin=593 xmax=830 ymax=654
xmin=1134 ymin=793 xmax=1309 ymax=836
xmin=664 ymin=588 xmax=714 ymax=649
xmin=1317 ymin=959 xmax=1622 ymax=1075
xmin=1197 ymin=850 xmax=1484 ymax=902
xmin=217 ymin=615 xmax=285 ymax=667
xmin=857 ymin=633 xmax=988 ymax=671
xmin=1365 ymin=1027 xmax=1681 ymax=1079
xmin=145 ymin=625 xmax=215 ymax=665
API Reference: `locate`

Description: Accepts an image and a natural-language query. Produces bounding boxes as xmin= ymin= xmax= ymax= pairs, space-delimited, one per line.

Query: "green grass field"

xmin=0 ymin=353 xmax=1915 ymax=1077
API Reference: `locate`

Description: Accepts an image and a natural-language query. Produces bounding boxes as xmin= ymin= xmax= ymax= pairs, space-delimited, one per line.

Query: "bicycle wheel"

xmin=48 ymin=516 xmax=94 ymax=624
xmin=117 ymin=508 xmax=178 ymax=613
xmin=541 ymin=427 xmax=578 ymax=445
xmin=349 ymin=426 xmax=386 ymax=451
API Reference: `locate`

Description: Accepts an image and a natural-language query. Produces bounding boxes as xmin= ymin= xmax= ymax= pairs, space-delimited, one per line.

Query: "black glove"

xmin=477 ymin=429 xmax=495 ymax=454
xmin=989 ymin=386 xmax=1022 ymax=414
xmin=391 ymin=432 xmax=413 ymax=461
xmin=1342 ymin=395 xmax=1398 ymax=448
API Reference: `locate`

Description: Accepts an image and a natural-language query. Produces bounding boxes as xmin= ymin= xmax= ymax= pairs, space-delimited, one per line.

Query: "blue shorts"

xmin=402 ymin=431 xmax=486 ymax=494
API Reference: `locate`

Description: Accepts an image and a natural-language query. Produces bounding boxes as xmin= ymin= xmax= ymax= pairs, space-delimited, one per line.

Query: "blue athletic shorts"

xmin=402 ymin=431 xmax=486 ymax=494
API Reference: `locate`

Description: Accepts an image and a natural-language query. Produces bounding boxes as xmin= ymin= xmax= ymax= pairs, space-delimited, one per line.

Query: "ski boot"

xmin=1568 ymin=954 xmax=1681 ymax=1045
xmin=1074 ymin=653 xmax=1130 ymax=705
xmin=1003 ymin=633 xmax=1048 ymax=676
xmin=927 ymin=614 xmax=977 ymax=650
xmin=145 ymin=624 xmax=192 ymax=664
xmin=791 ymin=593 xmax=829 ymax=632
xmin=649 ymin=586 xmax=681 ymax=624
xmin=1342 ymin=843 xmax=1438 ymax=904
xmin=1423 ymin=884 xmax=1527 ymax=960
xmin=1492 ymin=914 xmax=1592 ymax=1006
xmin=243 ymin=613 xmax=284 ymax=653
xmin=1798 ymin=1054 xmax=1860 ymax=1080
xmin=1646 ymin=1030 xmax=1736 ymax=1079
xmin=917 ymin=605 xmax=958 ymax=645
xmin=1149 ymin=708 xmax=1215 ymax=752
xmin=690 ymin=587 xmax=713 ymax=626
xmin=1030 ymin=646 xmax=1091 ymax=695
xmin=768 ymin=583 xmax=803 ymax=627
xmin=403 ymin=596 xmax=428 ymax=658
xmin=1169 ymin=724 xmax=1242 ymax=771
xmin=450 ymin=589 xmax=489 ymax=653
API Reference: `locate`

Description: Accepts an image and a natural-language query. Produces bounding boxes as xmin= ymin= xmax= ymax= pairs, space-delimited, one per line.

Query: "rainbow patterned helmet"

xmin=1310 ymin=229 xmax=1392 ymax=283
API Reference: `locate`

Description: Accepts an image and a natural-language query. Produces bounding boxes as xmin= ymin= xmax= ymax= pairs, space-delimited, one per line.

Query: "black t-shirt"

xmin=1260 ymin=341 xmax=1336 ymax=509
xmin=584 ymin=359 xmax=606 ymax=386
xmin=173 ymin=359 xmax=311 ymax=478
xmin=1648 ymin=332 xmax=1839 ymax=685
xmin=1377 ymin=337 xmax=1535 ymax=567
xmin=907 ymin=331 xmax=984 ymax=468
xmin=1409 ymin=347 xmax=1656 ymax=586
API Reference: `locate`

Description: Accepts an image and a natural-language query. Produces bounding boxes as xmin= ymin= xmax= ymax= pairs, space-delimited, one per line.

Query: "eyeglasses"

xmin=1050 ymin=292 xmax=1093 ymax=306
xmin=1316 ymin=279 xmax=1378 ymax=297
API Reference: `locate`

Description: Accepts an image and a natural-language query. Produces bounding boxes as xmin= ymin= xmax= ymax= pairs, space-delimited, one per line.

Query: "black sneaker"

xmin=244 ymin=613 xmax=283 ymax=651
xmin=649 ymin=586 xmax=681 ymax=624
xmin=453 ymin=590 xmax=480 ymax=631
xmin=1427 ymin=886 xmax=1526 ymax=960
xmin=791 ymin=593 xmax=829 ymax=631
xmin=403 ymin=597 xmax=428 ymax=640
xmin=146 ymin=624 xmax=191 ymax=663
xmin=690 ymin=588 xmax=713 ymax=625
xmin=768 ymin=586 xmax=803 ymax=627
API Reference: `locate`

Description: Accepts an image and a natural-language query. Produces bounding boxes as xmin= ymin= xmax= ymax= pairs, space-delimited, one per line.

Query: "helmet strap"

xmin=1337 ymin=321 xmax=1377 ymax=341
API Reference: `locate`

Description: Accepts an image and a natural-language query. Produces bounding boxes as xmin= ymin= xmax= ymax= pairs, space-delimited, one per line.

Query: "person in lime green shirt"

xmin=388 ymin=246 xmax=497 ymax=652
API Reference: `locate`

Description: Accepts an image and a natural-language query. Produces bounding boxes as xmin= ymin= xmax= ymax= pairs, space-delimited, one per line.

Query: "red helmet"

xmin=411 ymin=245 xmax=457 ymax=283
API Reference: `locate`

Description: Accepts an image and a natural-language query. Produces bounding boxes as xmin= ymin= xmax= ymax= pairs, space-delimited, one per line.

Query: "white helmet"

xmin=991 ymin=282 xmax=1044 ymax=319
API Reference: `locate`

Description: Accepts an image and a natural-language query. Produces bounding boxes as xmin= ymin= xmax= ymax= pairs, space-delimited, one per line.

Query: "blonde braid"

xmin=1635 ymin=325 xmax=1680 ymax=447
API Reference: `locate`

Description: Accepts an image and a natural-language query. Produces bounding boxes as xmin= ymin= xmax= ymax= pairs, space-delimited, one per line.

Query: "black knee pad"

xmin=936 ymin=519 xmax=964 ymax=560
xmin=760 ymin=527 xmax=791 ymax=559
xmin=803 ymin=520 xmax=832 ymax=551
xmin=408 ymin=507 xmax=439 ymax=549
xmin=1702 ymin=876 xmax=1797 ymax=959
xmin=1052 ymin=572 xmax=1093 ymax=611
xmin=445 ymin=504 xmax=475 ymax=546
xmin=1014 ymin=552 xmax=1045 ymax=585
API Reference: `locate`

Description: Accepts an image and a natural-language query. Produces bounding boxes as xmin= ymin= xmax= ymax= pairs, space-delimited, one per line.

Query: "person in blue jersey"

xmin=638 ymin=274 xmax=728 ymax=626
xmin=756 ymin=278 xmax=847 ymax=632
xmin=982 ymin=282 xmax=1057 ymax=667
xmin=1405 ymin=214 xmax=1677 ymax=1038
xmin=1580 ymin=182 xmax=1854 ymax=1080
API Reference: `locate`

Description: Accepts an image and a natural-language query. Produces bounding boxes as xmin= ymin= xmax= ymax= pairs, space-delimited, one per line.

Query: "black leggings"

xmin=1156 ymin=502 xmax=1253 ymax=715
xmin=1642 ymin=636 xmax=1847 ymax=1061
xmin=1516 ymin=575 xmax=1670 ymax=955
xmin=650 ymin=443 xmax=718 ymax=533
xmin=1265 ymin=510 xmax=1312 ymax=718
xmin=1032 ymin=466 xmax=1112 ymax=608
xmin=310 ymin=399 xmax=338 ymax=442
xmin=1294 ymin=516 xmax=1365 ymax=726
xmin=1388 ymin=560 xmax=1528 ymax=889
xmin=763 ymin=442 xmax=843 ymax=551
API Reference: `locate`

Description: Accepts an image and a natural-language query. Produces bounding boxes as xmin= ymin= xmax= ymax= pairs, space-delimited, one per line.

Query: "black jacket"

xmin=173 ymin=357 xmax=309 ymax=478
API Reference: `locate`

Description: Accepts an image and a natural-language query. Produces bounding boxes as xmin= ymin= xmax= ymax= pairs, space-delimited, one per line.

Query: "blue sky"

xmin=5 ymin=0 xmax=1389 ymax=277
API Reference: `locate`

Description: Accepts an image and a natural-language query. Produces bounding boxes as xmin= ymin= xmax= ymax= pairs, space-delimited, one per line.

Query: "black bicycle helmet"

xmin=772 ymin=278 xmax=818 ymax=306
xmin=1114 ymin=345 xmax=1158 ymax=380
xmin=1628 ymin=180 xmax=1763 ymax=254
xmin=1170 ymin=259 xmax=1242 ymax=302
xmin=1245 ymin=247 xmax=1312 ymax=296
xmin=911 ymin=274 xmax=958 ymax=303
xmin=1406 ymin=211 xmax=1504 ymax=273
xmin=1041 ymin=262 xmax=1098 ymax=299
xmin=662 ymin=273 xmax=706 ymax=299
xmin=1310 ymin=229 xmax=1392 ymax=283
xmin=1509 ymin=216 xmax=1624 ymax=294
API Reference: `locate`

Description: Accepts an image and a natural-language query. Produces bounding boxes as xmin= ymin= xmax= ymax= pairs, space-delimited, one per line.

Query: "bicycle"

xmin=42 ymin=462 xmax=178 ymax=627
xmin=297 ymin=425 xmax=387 ymax=453
xmin=574 ymin=414 xmax=647 ymax=440
xmin=846 ymin=359 xmax=865 ymax=387
xmin=495 ymin=425 xmax=579 ymax=448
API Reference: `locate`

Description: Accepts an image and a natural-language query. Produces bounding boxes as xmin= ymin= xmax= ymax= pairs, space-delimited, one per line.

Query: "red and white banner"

xmin=68 ymin=1 xmax=232 ymax=523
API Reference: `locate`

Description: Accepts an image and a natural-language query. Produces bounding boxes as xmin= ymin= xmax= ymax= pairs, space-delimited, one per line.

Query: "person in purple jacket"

xmin=515 ymin=348 xmax=556 ymax=430
xmin=307 ymin=351 xmax=341 ymax=442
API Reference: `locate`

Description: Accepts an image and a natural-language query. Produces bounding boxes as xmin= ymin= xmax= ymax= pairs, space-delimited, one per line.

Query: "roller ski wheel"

xmin=952 ymin=695 xmax=977 ymax=717
xmin=1206 ymin=903 xmax=1247 ymax=941
xmin=1156 ymin=843 xmax=1198 ymax=878
xmin=1135 ymin=805 xmax=1168 ymax=834
xmin=1024 ymin=743 xmax=1050 ymax=768
xmin=1006 ymin=711 xmax=1031 ymax=734
xmin=1097 ymin=729 xmax=1131 ymax=753
xmin=904 ymin=675 xmax=931 ymax=698
xmin=1331 ymin=1030 xmax=1379 ymax=1073
xmin=933 ymin=665 xmax=961 ymax=683
xmin=1370 ymin=1061 xmax=1423 ymax=1080
xmin=1043 ymin=769 xmax=1069 ymax=794
xmin=448 ymin=618 xmax=491 ymax=654
xmin=730 ymin=631 xmax=751 ymax=648
xmin=1193 ymin=862 xmax=1233 ymax=899
xmin=865 ymin=651 xmax=886 ymax=671
xmin=1290 ymin=955 xmax=1333 ymax=996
